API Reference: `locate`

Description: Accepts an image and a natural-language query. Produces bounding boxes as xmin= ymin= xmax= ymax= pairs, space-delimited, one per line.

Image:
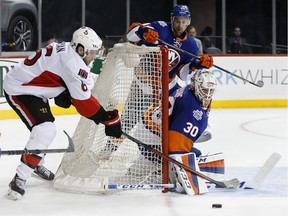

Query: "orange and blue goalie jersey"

xmin=168 ymin=86 xmax=209 ymax=154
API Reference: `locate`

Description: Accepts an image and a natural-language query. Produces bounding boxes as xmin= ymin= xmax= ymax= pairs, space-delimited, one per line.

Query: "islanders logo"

xmin=168 ymin=49 xmax=181 ymax=71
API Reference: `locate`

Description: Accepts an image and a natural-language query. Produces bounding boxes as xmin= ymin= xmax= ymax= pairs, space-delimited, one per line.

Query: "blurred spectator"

xmin=200 ymin=26 xmax=214 ymax=53
xmin=118 ymin=32 xmax=128 ymax=43
xmin=205 ymin=40 xmax=222 ymax=54
xmin=227 ymin=27 xmax=252 ymax=54
xmin=187 ymin=25 xmax=203 ymax=54
xmin=1 ymin=42 xmax=16 ymax=51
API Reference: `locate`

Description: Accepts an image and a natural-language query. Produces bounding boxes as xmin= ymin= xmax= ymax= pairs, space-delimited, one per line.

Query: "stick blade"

xmin=253 ymin=152 xmax=281 ymax=187
xmin=256 ymin=80 xmax=264 ymax=87
xmin=223 ymin=178 xmax=241 ymax=188
xmin=63 ymin=130 xmax=75 ymax=152
xmin=214 ymin=178 xmax=240 ymax=188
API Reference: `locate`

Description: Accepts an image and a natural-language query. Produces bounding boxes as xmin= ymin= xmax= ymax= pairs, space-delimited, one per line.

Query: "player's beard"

xmin=174 ymin=29 xmax=184 ymax=37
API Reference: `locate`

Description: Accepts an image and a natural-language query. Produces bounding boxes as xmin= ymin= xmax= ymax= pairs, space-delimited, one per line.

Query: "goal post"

xmin=53 ymin=42 xmax=169 ymax=193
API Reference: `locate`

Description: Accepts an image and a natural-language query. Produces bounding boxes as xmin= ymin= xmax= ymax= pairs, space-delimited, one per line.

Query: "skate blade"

xmin=5 ymin=189 xmax=23 ymax=201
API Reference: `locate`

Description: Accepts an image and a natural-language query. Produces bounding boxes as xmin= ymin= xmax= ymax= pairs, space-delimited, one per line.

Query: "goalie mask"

xmin=71 ymin=26 xmax=103 ymax=60
xmin=170 ymin=5 xmax=191 ymax=36
xmin=190 ymin=69 xmax=217 ymax=109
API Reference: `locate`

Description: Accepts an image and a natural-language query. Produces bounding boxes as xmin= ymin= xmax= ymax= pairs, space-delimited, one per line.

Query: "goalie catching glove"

xmin=136 ymin=25 xmax=159 ymax=44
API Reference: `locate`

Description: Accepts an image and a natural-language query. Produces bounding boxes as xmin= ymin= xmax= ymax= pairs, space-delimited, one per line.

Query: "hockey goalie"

xmin=132 ymin=68 xmax=224 ymax=195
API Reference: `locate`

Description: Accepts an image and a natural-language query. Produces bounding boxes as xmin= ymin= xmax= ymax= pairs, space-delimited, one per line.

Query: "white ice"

xmin=0 ymin=108 xmax=287 ymax=216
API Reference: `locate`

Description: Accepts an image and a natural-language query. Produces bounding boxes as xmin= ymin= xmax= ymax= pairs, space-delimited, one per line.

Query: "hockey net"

xmin=53 ymin=42 xmax=169 ymax=193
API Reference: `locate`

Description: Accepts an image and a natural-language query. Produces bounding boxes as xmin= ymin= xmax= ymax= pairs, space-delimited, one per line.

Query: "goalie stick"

xmin=205 ymin=152 xmax=282 ymax=191
xmin=0 ymin=130 xmax=74 ymax=157
xmin=158 ymin=38 xmax=264 ymax=88
xmin=253 ymin=152 xmax=281 ymax=187
xmin=106 ymin=151 xmax=280 ymax=191
xmin=107 ymin=183 xmax=175 ymax=190
xmin=122 ymin=132 xmax=240 ymax=189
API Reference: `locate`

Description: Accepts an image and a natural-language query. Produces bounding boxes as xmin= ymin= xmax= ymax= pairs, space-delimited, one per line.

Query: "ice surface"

xmin=0 ymin=108 xmax=287 ymax=216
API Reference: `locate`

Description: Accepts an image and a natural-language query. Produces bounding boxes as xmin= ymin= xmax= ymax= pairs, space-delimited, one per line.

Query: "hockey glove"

xmin=200 ymin=55 xmax=213 ymax=68
xmin=136 ymin=26 xmax=159 ymax=44
xmin=54 ymin=90 xmax=72 ymax=108
xmin=103 ymin=109 xmax=122 ymax=138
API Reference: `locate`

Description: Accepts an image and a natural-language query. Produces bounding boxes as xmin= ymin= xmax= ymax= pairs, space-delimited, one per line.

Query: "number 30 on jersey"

xmin=183 ymin=122 xmax=199 ymax=137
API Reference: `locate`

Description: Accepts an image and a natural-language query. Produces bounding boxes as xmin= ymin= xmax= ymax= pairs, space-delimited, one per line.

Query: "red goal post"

xmin=53 ymin=43 xmax=169 ymax=193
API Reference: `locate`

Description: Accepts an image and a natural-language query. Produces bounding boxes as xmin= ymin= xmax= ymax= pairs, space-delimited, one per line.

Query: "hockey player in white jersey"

xmin=3 ymin=26 xmax=122 ymax=200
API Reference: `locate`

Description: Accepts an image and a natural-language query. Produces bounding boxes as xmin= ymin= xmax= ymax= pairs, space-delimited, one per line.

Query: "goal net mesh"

xmin=53 ymin=43 xmax=168 ymax=193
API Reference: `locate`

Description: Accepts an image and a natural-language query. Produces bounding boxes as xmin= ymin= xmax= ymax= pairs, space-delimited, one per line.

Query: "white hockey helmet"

xmin=190 ymin=69 xmax=217 ymax=109
xmin=71 ymin=26 xmax=102 ymax=59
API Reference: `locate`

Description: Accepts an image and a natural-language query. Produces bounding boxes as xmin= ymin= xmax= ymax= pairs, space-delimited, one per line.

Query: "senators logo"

xmin=168 ymin=49 xmax=181 ymax=72
xmin=78 ymin=69 xmax=88 ymax=79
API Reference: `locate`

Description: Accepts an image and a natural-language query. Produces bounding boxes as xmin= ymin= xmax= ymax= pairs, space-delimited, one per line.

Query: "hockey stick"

xmin=0 ymin=130 xmax=74 ymax=157
xmin=158 ymin=38 xmax=264 ymax=88
xmin=122 ymin=132 xmax=240 ymax=188
xmin=253 ymin=152 xmax=281 ymax=187
xmin=107 ymin=183 xmax=175 ymax=190
xmin=0 ymin=101 xmax=7 ymax=104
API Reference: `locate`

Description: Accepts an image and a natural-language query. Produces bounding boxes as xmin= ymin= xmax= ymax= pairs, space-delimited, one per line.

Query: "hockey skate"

xmin=5 ymin=174 xmax=26 ymax=200
xmin=33 ymin=165 xmax=55 ymax=181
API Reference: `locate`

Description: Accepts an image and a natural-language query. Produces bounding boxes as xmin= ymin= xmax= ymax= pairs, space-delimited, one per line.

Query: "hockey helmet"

xmin=71 ymin=26 xmax=102 ymax=59
xmin=171 ymin=5 xmax=191 ymax=18
xmin=190 ymin=69 xmax=217 ymax=109
xmin=170 ymin=5 xmax=191 ymax=35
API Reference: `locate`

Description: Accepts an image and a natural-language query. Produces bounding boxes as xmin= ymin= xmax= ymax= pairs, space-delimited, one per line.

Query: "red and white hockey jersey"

xmin=3 ymin=42 xmax=101 ymax=118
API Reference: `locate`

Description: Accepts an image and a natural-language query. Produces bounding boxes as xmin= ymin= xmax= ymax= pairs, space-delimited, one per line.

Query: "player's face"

xmin=201 ymin=88 xmax=215 ymax=99
xmin=172 ymin=17 xmax=190 ymax=36
xmin=188 ymin=28 xmax=197 ymax=38
xmin=76 ymin=45 xmax=85 ymax=58
xmin=234 ymin=28 xmax=241 ymax=37
xmin=83 ymin=50 xmax=97 ymax=65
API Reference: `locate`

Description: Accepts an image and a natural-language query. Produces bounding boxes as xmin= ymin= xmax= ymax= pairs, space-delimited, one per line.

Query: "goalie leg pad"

xmin=197 ymin=152 xmax=225 ymax=174
xmin=170 ymin=153 xmax=208 ymax=196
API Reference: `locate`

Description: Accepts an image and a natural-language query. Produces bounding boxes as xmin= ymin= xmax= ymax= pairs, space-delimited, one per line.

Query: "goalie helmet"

xmin=190 ymin=69 xmax=217 ymax=109
xmin=71 ymin=26 xmax=102 ymax=59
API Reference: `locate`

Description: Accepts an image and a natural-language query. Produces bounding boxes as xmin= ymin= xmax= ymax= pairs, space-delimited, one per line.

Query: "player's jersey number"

xmin=183 ymin=122 xmax=199 ymax=137
xmin=24 ymin=45 xmax=53 ymax=66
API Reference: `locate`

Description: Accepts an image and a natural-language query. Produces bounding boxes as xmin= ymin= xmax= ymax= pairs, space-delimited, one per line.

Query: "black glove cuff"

xmin=89 ymin=106 xmax=109 ymax=124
